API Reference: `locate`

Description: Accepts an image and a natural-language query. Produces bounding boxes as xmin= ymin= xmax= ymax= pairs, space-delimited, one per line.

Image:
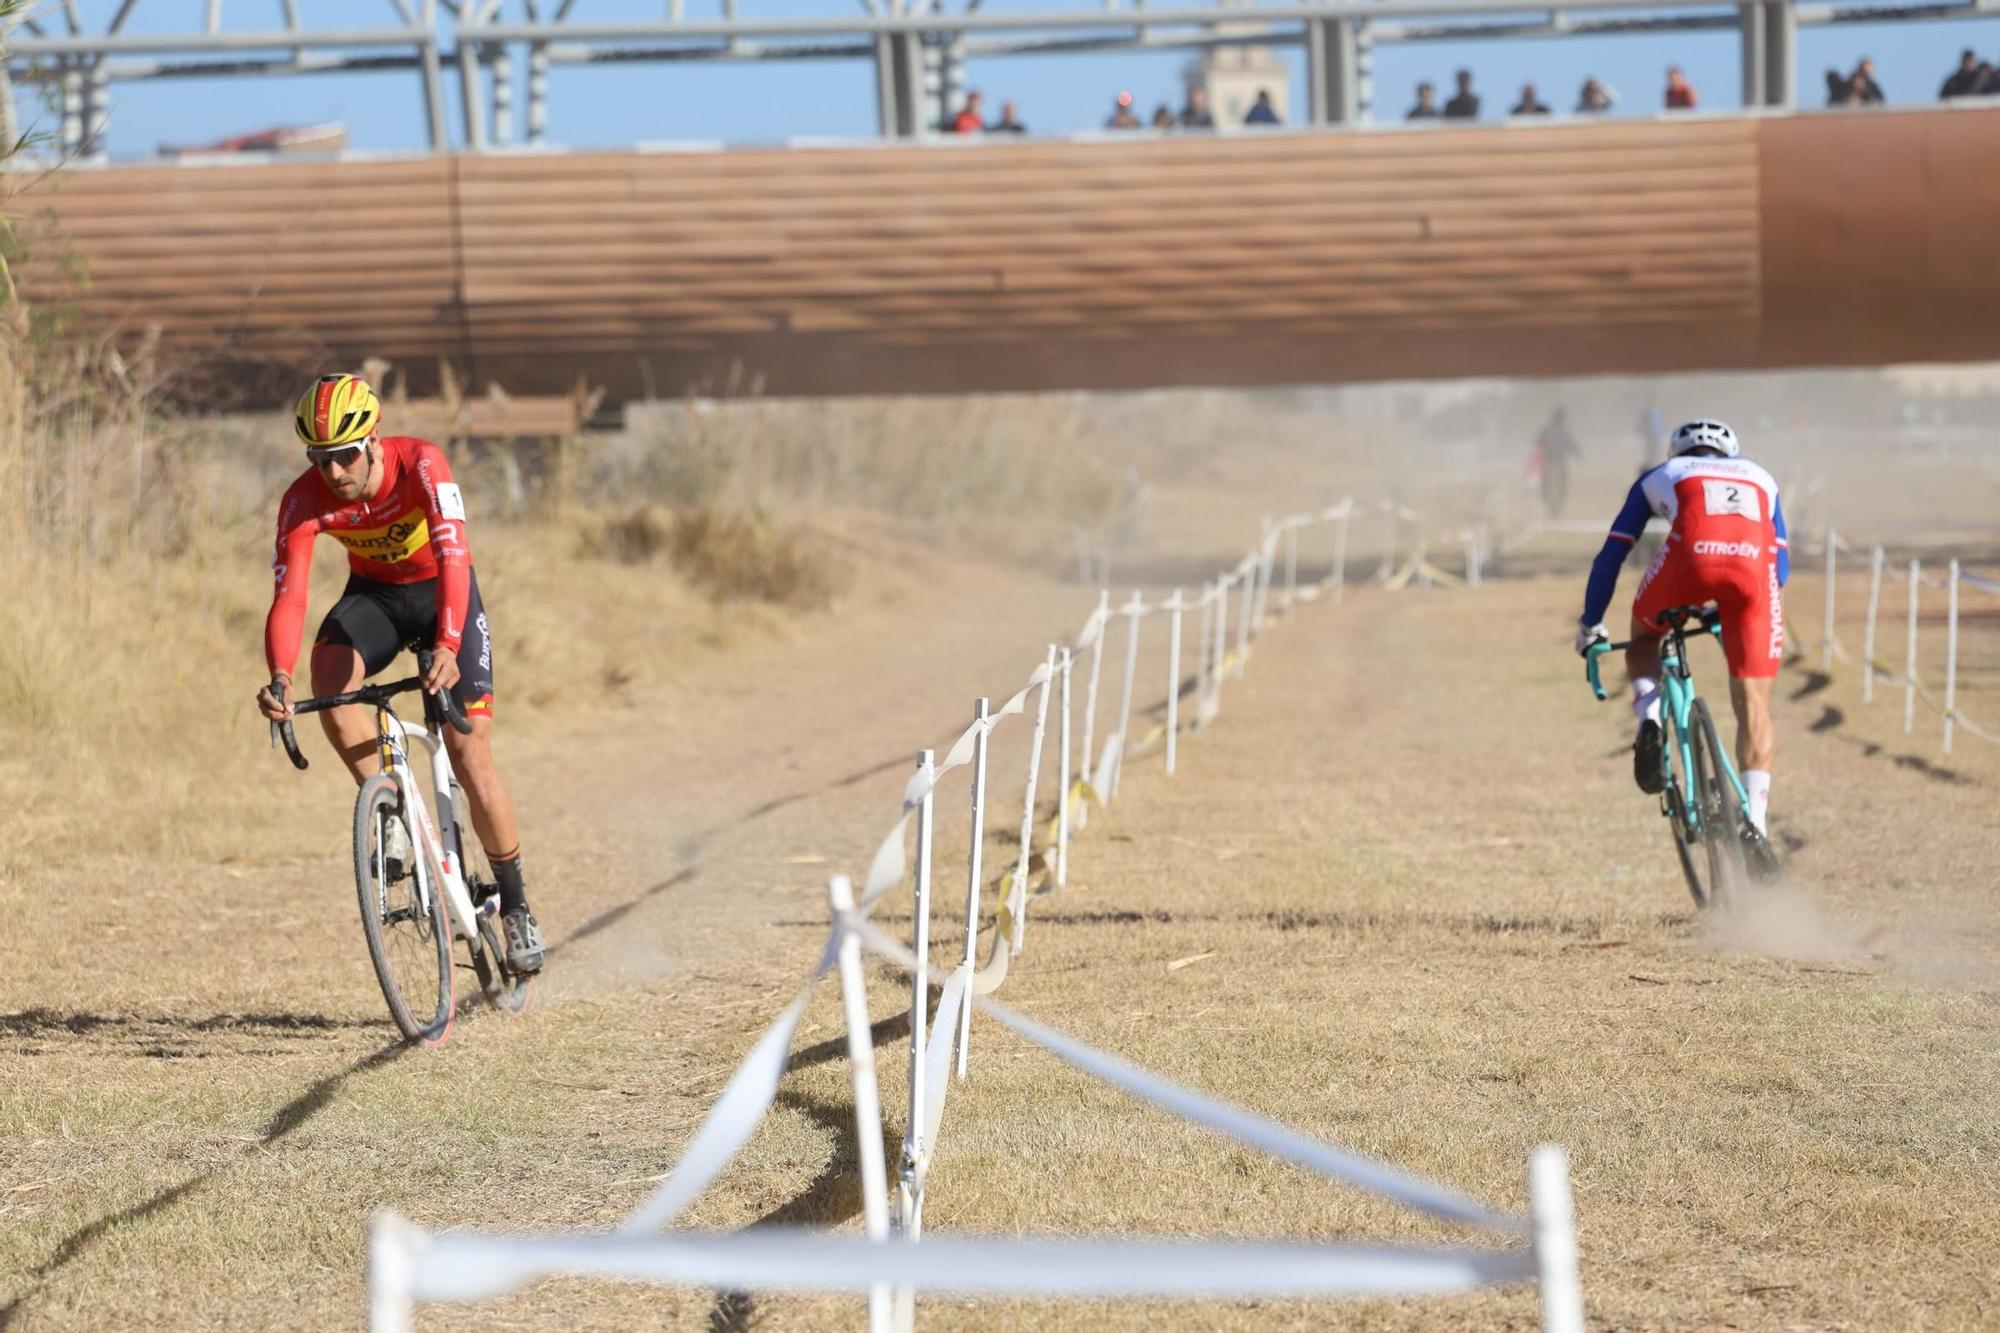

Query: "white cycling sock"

xmin=1631 ymin=676 xmax=1662 ymax=725
xmin=1742 ymin=769 xmax=1772 ymax=835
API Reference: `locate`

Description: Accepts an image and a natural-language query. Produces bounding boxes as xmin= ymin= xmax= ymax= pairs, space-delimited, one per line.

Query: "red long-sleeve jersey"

xmin=263 ymin=436 xmax=473 ymax=677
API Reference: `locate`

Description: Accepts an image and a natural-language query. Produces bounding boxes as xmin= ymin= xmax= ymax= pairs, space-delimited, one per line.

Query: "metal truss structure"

xmin=3 ymin=0 xmax=1995 ymax=158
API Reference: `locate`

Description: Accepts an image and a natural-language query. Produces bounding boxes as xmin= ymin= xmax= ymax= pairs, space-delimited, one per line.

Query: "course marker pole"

xmin=956 ymin=698 xmax=989 ymax=1079
xmin=905 ymin=749 xmax=935 ymax=1181
xmin=1110 ymin=592 xmax=1142 ymax=801
xmin=1079 ymin=590 xmax=1107 ymax=821
xmin=1332 ymin=506 xmax=1350 ymax=602
xmin=1195 ymin=581 xmax=1213 ymax=723
xmin=1283 ymin=523 xmax=1299 ymax=613
xmin=1944 ymin=560 xmax=1960 ymax=755
xmin=829 ymin=875 xmax=893 ymax=1333
xmin=1862 ymin=545 xmax=1884 ymax=704
xmin=1821 ymin=528 xmax=1838 ymax=671
xmin=1529 ymin=1145 xmax=1584 ymax=1333
xmin=1166 ymin=588 xmax=1183 ymax=776
xmin=1904 ymin=561 xmax=1920 ymax=735
xmin=1010 ymin=647 xmax=1056 ymax=956
xmin=1057 ymin=648 xmax=1071 ymax=888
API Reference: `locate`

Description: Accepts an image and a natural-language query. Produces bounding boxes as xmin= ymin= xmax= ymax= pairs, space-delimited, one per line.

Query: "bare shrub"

xmin=578 ymin=503 xmax=841 ymax=610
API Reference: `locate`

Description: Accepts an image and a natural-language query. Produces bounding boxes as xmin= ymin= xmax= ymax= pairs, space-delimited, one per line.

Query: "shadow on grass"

xmin=0 ymin=1039 xmax=409 ymax=1327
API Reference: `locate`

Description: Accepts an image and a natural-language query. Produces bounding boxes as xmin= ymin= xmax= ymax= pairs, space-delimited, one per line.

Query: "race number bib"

xmin=436 ymin=482 xmax=467 ymax=521
xmin=1702 ymin=479 xmax=1761 ymax=520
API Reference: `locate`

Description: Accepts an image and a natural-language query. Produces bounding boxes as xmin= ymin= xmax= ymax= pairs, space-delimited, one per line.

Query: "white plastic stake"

xmin=1079 ymin=589 xmax=1108 ymax=810
xmin=1529 ymin=1145 xmax=1584 ymax=1333
xmin=1195 ymin=581 xmax=1213 ymax=719
xmin=1009 ymin=646 xmax=1056 ymax=956
xmin=956 ymin=698 xmax=989 ymax=1080
xmin=1110 ymin=592 xmax=1142 ymax=800
xmin=1057 ymin=648 xmax=1071 ymax=888
xmin=1235 ymin=556 xmax=1254 ymax=676
xmin=367 ymin=1212 xmax=415 ymax=1333
xmin=828 ymin=875 xmax=893 ymax=1333
xmin=1862 ymin=545 xmax=1884 ymax=704
xmin=1332 ymin=510 xmax=1350 ymax=603
xmin=1821 ymin=528 xmax=1837 ymax=671
xmin=1212 ymin=575 xmax=1229 ymax=710
xmin=1378 ymin=503 xmax=1399 ymax=583
xmin=1282 ymin=523 xmax=1299 ymax=614
xmin=1944 ymin=560 xmax=1960 ymax=755
xmin=1463 ymin=529 xmax=1483 ymax=588
xmin=1904 ymin=561 xmax=1920 ymax=735
xmin=906 ymin=749 xmax=935 ymax=1168
xmin=1166 ymin=588 xmax=1183 ymax=776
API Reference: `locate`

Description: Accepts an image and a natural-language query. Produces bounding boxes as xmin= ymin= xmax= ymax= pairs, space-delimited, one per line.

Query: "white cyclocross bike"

xmin=272 ymin=648 xmax=531 ymax=1045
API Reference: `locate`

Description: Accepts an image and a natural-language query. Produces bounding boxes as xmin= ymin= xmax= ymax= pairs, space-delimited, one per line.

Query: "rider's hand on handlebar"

xmin=421 ymin=649 xmax=461 ymax=695
xmin=257 ymin=674 xmax=296 ymax=721
xmin=1574 ymin=622 xmax=1610 ymax=657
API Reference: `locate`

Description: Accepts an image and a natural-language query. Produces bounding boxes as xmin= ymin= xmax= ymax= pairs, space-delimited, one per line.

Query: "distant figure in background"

xmin=1244 ymin=89 xmax=1281 ymax=125
xmin=1444 ymin=69 xmax=1481 ymax=118
xmin=1664 ymin=66 xmax=1698 ymax=110
xmin=1511 ymin=83 xmax=1552 ymax=115
xmin=1636 ymin=402 xmax=1667 ymax=472
xmin=1532 ymin=407 xmax=1583 ymax=518
xmin=1151 ymin=104 xmax=1177 ymax=130
xmin=1577 ymin=77 xmax=1618 ymax=112
xmin=987 ymin=100 xmax=1028 ymax=134
xmin=1824 ymin=69 xmax=1852 ymax=106
xmin=1106 ymin=91 xmax=1141 ymax=129
xmin=1851 ymin=57 xmax=1886 ymax=102
xmin=1408 ymin=82 xmax=1441 ymax=120
xmin=1939 ymin=49 xmax=1982 ymax=99
xmin=1178 ymin=85 xmax=1216 ymax=129
xmin=950 ymin=91 xmax=984 ymax=134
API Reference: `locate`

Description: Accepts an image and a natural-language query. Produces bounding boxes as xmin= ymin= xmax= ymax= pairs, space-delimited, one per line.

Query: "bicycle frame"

xmin=1587 ymin=615 xmax=1751 ymax=832
xmin=374 ymin=701 xmax=485 ymax=946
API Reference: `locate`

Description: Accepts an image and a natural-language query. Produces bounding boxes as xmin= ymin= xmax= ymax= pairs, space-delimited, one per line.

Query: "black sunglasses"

xmin=308 ymin=443 xmax=366 ymax=469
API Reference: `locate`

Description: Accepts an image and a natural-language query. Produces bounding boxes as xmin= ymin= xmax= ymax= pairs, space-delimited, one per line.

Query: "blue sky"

xmin=27 ymin=1 xmax=2000 ymax=154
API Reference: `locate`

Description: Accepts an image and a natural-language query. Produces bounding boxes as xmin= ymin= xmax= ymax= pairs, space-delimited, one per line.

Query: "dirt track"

xmin=5 ymin=458 xmax=1999 ymax=1329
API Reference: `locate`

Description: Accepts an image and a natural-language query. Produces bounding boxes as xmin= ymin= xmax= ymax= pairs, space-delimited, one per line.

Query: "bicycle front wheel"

xmin=1685 ymin=698 xmax=1747 ymax=910
xmin=355 ymin=773 xmax=455 ymax=1045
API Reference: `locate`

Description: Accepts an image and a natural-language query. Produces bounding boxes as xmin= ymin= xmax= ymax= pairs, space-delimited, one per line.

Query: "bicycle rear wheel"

xmin=1685 ymin=698 xmax=1748 ymax=910
xmin=455 ymin=786 xmax=532 ymax=1016
xmin=355 ymin=773 xmax=454 ymax=1045
xmin=1663 ymin=783 xmax=1708 ymax=910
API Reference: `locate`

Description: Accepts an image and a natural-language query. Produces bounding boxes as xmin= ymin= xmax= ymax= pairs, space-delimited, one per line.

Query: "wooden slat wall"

xmin=6 ymin=109 xmax=1995 ymax=399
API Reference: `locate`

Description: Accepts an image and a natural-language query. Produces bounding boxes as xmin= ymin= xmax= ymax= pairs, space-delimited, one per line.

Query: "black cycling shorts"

xmin=314 ymin=572 xmax=496 ymax=715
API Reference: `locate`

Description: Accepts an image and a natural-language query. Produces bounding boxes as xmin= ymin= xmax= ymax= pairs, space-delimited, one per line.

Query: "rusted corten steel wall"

xmin=8 ymin=108 xmax=1996 ymax=401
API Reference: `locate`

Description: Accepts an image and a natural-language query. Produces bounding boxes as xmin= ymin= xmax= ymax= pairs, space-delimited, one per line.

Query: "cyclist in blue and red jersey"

xmin=1574 ymin=419 xmax=1790 ymax=837
xmin=253 ymin=373 xmax=545 ymax=974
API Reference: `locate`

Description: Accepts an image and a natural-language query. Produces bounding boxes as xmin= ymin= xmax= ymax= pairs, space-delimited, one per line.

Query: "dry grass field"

xmin=2 ymin=386 xmax=1997 ymax=1331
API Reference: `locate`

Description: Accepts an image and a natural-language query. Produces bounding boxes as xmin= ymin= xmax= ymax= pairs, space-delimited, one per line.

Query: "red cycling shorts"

xmin=1631 ymin=537 xmax=1785 ymax=679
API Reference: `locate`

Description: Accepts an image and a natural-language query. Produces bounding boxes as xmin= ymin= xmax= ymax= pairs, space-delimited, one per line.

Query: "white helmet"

xmin=1669 ymin=418 xmax=1740 ymax=458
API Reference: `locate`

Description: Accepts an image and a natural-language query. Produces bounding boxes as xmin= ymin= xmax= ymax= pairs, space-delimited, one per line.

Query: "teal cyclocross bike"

xmin=1585 ymin=604 xmax=1780 ymax=909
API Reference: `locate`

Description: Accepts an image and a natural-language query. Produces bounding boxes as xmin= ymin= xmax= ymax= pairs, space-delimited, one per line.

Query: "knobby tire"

xmin=355 ymin=772 xmax=454 ymax=1045
xmin=1686 ymin=697 xmax=1748 ymax=910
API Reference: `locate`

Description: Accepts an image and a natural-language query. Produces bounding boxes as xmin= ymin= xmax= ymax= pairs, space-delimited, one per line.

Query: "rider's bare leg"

xmin=1624 ymin=622 xmax=1665 ymax=722
xmin=309 ymin=642 xmax=380 ymax=783
xmin=1728 ymin=675 xmax=1776 ymax=833
xmin=441 ymin=715 xmax=521 ymax=860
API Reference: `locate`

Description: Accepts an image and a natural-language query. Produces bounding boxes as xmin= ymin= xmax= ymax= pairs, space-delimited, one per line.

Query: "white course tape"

xmin=854 ymin=920 xmax=1526 ymax=1237
xmin=388 ymin=1224 xmax=1535 ymax=1306
xmin=920 ymin=967 xmax=970 ymax=1151
xmin=1963 ymin=568 xmax=2000 ymax=595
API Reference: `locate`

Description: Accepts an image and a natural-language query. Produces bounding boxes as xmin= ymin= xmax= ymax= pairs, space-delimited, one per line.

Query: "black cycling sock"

xmin=489 ymin=848 xmax=528 ymax=916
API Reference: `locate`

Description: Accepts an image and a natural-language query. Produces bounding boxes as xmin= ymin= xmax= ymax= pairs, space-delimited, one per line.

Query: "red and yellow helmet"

xmin=293 ymin=373 xmax=381 ymax=449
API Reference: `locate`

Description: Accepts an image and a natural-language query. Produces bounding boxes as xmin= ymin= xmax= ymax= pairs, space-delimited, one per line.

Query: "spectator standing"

xmin=1940 ymin=49 xmax=1982 ymax=99
xmin=1850 ymin=58 xmax=1886 ymax=103
xmin=1244 ymin=89 xmax=1281 ymax=125
xmin=1511 ymin=83 xmax=1552 ymax=115
xmin=1444 ymin=69 xmax=1481 ymax=118
xmin=987 ymin=100 xmax=1027 ymax=134
xmin=1664 ymin=66 xmax=1697 ymax=110
xmin=1577 ymin=77 xmax=1618 ymax=112
xmin=950 ymin=91 xmax=984 ymax=134
xmin=1533 ymin=407 xmax=1583 ymax=518
xmin=1408 ymin=82 xmax=1441 ymax=119
xmin=1150 ymin=104 xmax=1176 ymax=130
xmin=1106 ymin=91 xmax=1141 ymax=130
xmin=1178 ymin=85 xmax=1216 ymax=130
xmin=1979 ymin=61 xmax=2000 ymax=94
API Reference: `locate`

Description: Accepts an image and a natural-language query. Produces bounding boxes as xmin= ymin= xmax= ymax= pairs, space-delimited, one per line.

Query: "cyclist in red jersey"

xmin=254 ymin=374 xmax=545 ymax=973
xmin=1574 ymin=419 xmax=1790 ymax=839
